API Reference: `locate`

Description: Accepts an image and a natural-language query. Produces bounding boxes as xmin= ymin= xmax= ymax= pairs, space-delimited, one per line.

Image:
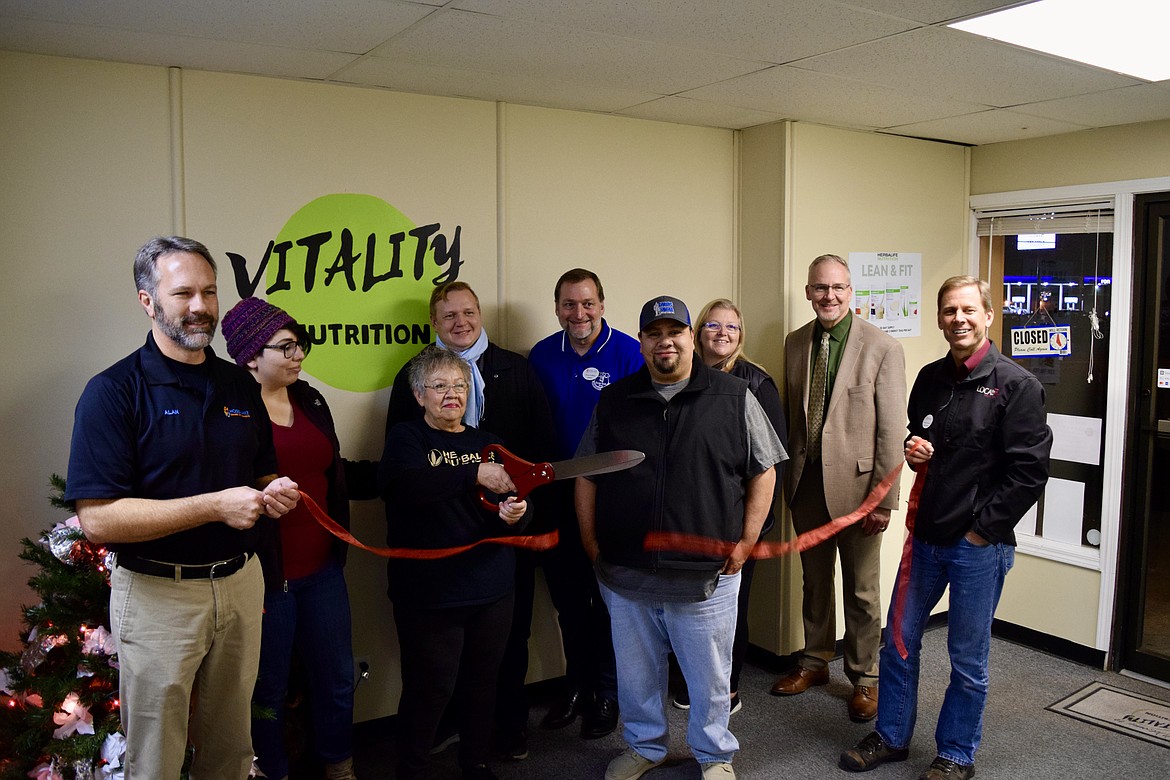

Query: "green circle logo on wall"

xmin=262 ymin=194 xmax=462 ymax=392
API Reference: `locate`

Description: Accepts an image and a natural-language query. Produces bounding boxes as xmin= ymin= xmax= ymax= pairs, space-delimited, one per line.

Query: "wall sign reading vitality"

xmin=1010 ymin=325 xmax=1072 ymax=358
xmin=226 ymin=194 xmax=464 ymax=392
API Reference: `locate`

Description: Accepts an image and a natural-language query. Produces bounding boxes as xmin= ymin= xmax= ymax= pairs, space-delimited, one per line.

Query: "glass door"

xmin=1121 ymin=192 xmax=1170 ymax=682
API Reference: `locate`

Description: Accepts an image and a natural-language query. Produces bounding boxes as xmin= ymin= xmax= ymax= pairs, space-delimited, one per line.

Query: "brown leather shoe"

xmin=849 ymin=685 xmax=878 ymax=722
xmin=769 ymin=665 xmax=829 ymax=695
xmin=918 ymin=756 xmax=975 ymax=779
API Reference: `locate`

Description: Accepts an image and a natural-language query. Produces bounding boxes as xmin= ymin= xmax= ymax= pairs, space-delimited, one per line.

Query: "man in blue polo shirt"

xmin=528 ymin=269 xmax=642 ymax=739
xmin=65 ymin=236 xmax=301 ymax=779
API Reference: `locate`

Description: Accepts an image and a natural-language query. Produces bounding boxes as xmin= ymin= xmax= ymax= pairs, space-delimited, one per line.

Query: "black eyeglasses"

xmin=262 ymin=340 xmax=310 ymax=359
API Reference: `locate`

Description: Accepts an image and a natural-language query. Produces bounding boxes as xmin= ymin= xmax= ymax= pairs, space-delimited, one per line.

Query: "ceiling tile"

xmin=451 ymin=0 xmax=915 ymax=63
xmin=616 ymin=96 xmax=787 ymax=130
xmin=337 ymin=55 xmax=660 ymax=113
xmin=682 ymin=65 xmax=988 ymax=129
xmin=0 ymin=0 xmax=435 ymax=53
xmin=838 ymin=1 xmax=1017 ymax=25
xmin=2 ymin=0 xmax=1169 ymax=144
xmin=1011 ymin=83 xmax=1170 ymax=129
xmin=368 ymin=8 xmax=771 ymax=95
xmin=796 ymin=26 xmax=1141 ymax=108
xmin=0 ymin=17 xmax=360 ymax=79
xmin=884 ymin=109 xmax=1090 ymax=146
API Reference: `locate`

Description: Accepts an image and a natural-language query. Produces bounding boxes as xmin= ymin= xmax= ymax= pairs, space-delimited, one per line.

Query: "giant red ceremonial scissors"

xmin=477 ymin=444 xmax=645 ymax=511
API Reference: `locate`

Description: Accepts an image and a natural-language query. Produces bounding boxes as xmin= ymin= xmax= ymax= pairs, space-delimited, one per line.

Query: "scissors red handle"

xmin=478 ymin=443 xmax=555 ymax=512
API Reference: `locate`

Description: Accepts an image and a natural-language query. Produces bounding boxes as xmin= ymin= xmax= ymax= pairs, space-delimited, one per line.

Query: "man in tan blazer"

xmin=769 ymin=254 xmax=906 ymax=723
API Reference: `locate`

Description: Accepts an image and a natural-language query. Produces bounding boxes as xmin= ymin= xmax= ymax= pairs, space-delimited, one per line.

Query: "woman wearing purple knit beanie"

xmin=222 ymin=297 xmax=377 ymax=780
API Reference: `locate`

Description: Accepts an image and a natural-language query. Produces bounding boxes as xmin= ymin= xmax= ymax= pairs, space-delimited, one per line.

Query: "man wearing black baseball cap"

xmin=576 ymin=295 xmax=786 ymax=780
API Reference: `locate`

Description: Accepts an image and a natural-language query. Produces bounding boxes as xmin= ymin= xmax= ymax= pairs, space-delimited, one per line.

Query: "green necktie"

xmin=807 ymin=331 xmax=830 ymax=459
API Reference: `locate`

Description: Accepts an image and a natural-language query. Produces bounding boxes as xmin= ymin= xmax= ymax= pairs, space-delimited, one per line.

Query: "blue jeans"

xmin=876 ymin=537 xmax=1014 ymax=767
xmin=252 ymin=564 xmax=355 ymax=779
xmin=599 ymin=571 xmax=740 ymax=765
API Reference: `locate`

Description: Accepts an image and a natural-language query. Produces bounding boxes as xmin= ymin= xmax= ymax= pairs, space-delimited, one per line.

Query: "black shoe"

xmin=918 ymin=757 xmax=974 ymax=780
xmin=463 ymin=764 xmax=500 ymax=780
xmin=839 ymin=731 xmax=910 ymax=772
xmin=498 ymin=728 xmax=528 ymax=761
xmin=430 ymin=727 xmax=460 ymax=755
xmin=672 ymin=689 xmax=740 ymax=715
xmin=580 ymin=697 xmax=619 ymax=739
xmin=541 ymin=688 xmax=590 ymax=729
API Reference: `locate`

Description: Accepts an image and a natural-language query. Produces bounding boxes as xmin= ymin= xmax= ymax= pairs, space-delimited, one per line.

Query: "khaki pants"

xmin=791 ymin=460 xmax=883 ymax=686
xmin=110 ymin=554 xmax=264 ymax=779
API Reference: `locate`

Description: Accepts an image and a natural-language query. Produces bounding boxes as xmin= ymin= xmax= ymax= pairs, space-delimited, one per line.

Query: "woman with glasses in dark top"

xmin=674 ymin=298 xmax=788 ymax=715
xmin=222 ymin=297 xmax=376 ymax=780
xmin=380 ymin=345 xmax=532 ymax=780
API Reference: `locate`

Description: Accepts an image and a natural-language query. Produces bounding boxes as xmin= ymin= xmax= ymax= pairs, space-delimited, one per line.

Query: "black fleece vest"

xmin=593 ymin=360 xmax=748 ymax=571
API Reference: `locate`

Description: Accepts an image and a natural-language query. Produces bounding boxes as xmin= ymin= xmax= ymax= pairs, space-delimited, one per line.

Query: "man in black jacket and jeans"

xmin=576 ymin=295 xmax=784 ymax=780
xmin=840 ymin=276 xmax=1052 ymax=780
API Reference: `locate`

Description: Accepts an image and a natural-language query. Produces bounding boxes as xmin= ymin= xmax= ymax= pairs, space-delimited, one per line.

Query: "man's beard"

xmin=156 ymin=307 xmax=216 ymax=351
xmin=651 ymin=353 xmax=682 ymax=376
xmin=569 ymin=321 xmax=599 ymax=342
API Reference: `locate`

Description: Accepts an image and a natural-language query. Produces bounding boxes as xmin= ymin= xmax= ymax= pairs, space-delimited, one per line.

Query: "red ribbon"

xmin=890 ymin=463 xmax=927 ymax=660
xmin=644 ymin=441 xmax=928 ymax=661
xmin=644 ymin=454 xmax=907 ymax=561
xmin=298 ymin=490 xmax=560 ymax=560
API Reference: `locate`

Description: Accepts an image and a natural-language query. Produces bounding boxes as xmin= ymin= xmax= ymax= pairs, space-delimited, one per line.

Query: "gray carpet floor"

xmin=354 ymin=628 xmax=1170 ymax=779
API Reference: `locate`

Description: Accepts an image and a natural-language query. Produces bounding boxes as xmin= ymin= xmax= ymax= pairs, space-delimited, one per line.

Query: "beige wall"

xmin=1000 ymin=557 xmax=1101 ymax=647
xmin=0 ymin=50 xmax=734 ymax=723
xmin=502 ymin=102 xmax=736 ymax=348
xmin=740 ymin=122 xmax=970 ymax=655
xmin=1 ymin=51 xmax=176 ymax=648
xmin=738 ymin=122 xmax=795 ymax=653
xmin=971 ymin=119 xmax=1170 ymax=195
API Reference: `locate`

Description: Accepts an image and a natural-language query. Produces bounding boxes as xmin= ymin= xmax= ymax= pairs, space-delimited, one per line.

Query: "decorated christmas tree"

xmin=0 ymin=476 xmax=124 ymax=780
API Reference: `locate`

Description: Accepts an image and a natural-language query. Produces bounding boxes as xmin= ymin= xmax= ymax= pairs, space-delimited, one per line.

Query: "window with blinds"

xmin=974 ymin=204 xmax=1113 ymax=565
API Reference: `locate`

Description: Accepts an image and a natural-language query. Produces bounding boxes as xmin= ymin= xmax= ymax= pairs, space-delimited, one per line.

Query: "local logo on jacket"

xmin=428 ymin=448 xmax=483 ymax=467
xmin=582 ymin=366 xmax=612 ymax=391
xmin=976 ymin=385 xmax=1000 ymax=398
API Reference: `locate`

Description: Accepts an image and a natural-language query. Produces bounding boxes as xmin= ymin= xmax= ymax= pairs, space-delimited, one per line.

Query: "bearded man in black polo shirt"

xmin=66 ymin=236 xmax=300 ymax=779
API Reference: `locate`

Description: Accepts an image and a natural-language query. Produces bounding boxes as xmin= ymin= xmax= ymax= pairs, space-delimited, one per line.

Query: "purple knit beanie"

xmin=221 ymin=297 xmax=296 ymax=365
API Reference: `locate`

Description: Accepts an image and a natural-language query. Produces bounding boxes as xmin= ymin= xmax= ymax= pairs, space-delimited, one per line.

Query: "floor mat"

xmin=1048 ymin=681 xmax=1170 ymax=748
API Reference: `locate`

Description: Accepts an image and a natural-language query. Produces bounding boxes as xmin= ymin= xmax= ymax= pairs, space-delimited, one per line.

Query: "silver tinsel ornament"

xmin=45 ymin=525 xmax=83 ymax=564
xmin=20 ymin=640 xmax=47 ymax=673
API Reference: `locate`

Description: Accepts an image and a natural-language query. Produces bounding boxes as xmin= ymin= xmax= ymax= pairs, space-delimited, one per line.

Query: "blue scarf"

xmin=436 ymin=327 xmax=489 ymax=427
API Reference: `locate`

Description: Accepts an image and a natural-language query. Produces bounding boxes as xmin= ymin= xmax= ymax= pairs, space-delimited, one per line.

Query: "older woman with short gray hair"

xmin=379 ymin=344 xmax=533 ymax=780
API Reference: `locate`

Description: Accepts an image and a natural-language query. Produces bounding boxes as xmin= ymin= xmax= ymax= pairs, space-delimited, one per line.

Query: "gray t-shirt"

xmin=578 ymin=380 xmax=786 ymax=601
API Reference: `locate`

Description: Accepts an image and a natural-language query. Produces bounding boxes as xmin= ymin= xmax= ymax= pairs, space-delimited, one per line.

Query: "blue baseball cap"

xmin=639 ymin=295 xmax=691 ymax=330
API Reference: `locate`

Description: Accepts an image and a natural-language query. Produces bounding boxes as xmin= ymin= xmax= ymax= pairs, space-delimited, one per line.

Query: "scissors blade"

xmin=546 ymin=450 xmax=645 ymax=480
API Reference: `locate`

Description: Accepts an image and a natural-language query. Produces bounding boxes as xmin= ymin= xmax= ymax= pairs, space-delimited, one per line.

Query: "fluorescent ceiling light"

xmin=949 ymin=0 xmax=1170 ymax=82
